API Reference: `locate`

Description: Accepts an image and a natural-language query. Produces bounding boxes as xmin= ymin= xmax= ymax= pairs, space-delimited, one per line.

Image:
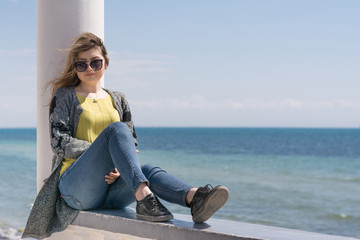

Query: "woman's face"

xmin=75 ymin=47 xmax=107 ymax=85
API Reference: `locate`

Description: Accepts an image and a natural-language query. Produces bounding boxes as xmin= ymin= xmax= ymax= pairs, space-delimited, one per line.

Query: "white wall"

xmin=37 ymin=0 xmax=104 ymax=191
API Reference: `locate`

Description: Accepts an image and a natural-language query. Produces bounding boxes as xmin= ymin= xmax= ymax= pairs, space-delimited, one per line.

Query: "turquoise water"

xmin=0 ymin=129 xmax=36 ymax=239
xmin=0 ymin=128 xmax=359 ymax=239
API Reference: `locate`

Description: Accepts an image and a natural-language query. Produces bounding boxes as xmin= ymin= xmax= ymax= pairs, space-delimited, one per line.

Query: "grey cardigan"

xmin=22 ymin=87 xmax=137 ymax=239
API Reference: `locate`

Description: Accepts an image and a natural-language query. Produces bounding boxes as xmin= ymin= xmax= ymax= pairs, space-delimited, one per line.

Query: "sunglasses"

xmin=74 ymin=59 xmax=103 ymax=72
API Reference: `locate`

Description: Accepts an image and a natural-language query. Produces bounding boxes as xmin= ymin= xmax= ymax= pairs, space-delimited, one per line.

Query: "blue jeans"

xmin=58 ymin=122 xmax=192 ymax=210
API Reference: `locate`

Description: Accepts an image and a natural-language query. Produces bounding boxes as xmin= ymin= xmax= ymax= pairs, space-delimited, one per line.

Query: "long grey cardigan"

xmin=22 ymin=87 xmax=137 ymax=239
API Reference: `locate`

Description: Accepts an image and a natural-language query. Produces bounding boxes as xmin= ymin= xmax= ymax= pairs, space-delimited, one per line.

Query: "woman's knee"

xmin=106 ymin=122 xmax=131 ymax=137
xmin=141 ymin=164 xmax=154 ymax=173
xmin=142 ymin=164 xmax=166 ymax=179
xmin=108 ymin=121 xmax=127 ymax=130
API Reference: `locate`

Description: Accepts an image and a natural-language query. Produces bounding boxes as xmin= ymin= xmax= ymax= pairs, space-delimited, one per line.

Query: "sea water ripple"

xmin=0 ymin=128 xmax=359 ymax=239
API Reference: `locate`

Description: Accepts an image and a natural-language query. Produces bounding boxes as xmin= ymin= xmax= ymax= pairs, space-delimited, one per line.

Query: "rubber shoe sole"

xmin=192 ymin=185 xmax=229 ymax=223
xmin=136 ymin=213 xmax=173 ymax=222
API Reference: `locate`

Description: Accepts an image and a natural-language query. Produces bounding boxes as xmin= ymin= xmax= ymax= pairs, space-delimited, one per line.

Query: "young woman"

xmin=23 ymin=32 xmax=229 ymax=239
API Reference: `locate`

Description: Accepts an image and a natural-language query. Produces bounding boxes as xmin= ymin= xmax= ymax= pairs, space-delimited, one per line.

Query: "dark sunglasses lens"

xmin=90 ymin=59 xmax=103 ymax=71
xmin=75 ymin=62 xmax=87 ymax=72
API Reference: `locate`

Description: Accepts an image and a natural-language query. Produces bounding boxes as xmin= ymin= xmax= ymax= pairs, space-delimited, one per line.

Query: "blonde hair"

xmin=48 ymin=32 xmax=109 ymax=101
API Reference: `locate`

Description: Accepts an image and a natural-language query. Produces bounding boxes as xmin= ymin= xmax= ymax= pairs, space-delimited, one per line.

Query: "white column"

xmin=37 ymin=0 xmax=104 ymax=191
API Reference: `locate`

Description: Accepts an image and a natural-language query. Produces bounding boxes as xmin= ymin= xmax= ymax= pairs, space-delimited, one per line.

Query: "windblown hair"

xmin=48 ymin=32 xmax=109 ymax=102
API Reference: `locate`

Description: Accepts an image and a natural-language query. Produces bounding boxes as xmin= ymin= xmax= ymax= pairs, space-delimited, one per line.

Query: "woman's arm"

xmin=119 ymin=93 xmax=138 ymax=146
xmin=49 ymin=88 xmax=91 ymax=159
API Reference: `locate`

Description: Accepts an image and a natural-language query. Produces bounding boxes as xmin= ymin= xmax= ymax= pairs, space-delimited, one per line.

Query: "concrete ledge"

xmin=62 ymin=208 xmax=359 ymax=240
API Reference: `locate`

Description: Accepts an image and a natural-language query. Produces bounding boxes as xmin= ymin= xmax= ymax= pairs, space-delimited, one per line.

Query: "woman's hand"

xmin=105 ymin=168 xmax=120 ymax=184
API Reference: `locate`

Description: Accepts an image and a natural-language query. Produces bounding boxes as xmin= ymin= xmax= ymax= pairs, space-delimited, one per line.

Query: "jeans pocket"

xmin=61 ymin=194 xmax=84 ymax=210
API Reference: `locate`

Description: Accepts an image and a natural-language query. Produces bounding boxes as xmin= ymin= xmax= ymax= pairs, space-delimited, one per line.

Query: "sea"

xmin=0 ymin=127 xmax=359 ymax=239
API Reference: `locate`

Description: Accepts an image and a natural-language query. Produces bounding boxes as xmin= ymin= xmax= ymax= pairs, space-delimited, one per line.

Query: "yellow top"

xmin=60 ymin=93 xmax=121 ymax=175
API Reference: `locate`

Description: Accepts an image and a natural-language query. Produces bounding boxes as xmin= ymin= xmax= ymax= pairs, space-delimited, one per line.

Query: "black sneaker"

xmin=190 ymin=184 xmax=229 ymax=223
xmin=136 ymin=193 xmax=173 ymax=222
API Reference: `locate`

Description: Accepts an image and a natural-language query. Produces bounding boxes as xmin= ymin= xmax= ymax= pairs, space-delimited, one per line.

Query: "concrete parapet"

xmin=47 ymin=208 xmax=359 ymax=240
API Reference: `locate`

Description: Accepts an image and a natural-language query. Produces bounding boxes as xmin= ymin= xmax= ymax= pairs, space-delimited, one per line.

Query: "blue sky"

xmin=1 ymin=0 xmax=359 ymax=127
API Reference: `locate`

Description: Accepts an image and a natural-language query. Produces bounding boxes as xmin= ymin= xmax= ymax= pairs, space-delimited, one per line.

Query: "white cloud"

xmin=131 ymin=95 xmax=212 ymax=110
xmin=130 ymin=96 xmax=360 ymax=111
xmin=287 ymin=99 xmax=303 ymax=109
xmin=224 ymin=98 xmax=360 ymax=111
xmin=108 ymin=51 xmax=176 ymax=60
xmin=0 ymin=91 xmax=36 ymax=127
xmin=336 ymin=99 xmax=360 ymax=108
xmin=106 ymin=51 xmax=175 ymax=75
xmin=106 ymin=77 xmax=156 ymax=89
xmin=108 ymin=59 xmax=171 ymax=75
xmin=0 ymin=49 xmax=36 ymax=57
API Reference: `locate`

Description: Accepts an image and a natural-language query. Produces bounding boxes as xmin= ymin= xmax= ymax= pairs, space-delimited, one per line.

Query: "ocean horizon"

xmin=0 ymin=127 xmax=359 ymax=239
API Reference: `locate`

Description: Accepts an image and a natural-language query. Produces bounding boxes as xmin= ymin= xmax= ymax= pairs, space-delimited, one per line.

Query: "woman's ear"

xmin=105 ymin=57 xmax=110 ymax=70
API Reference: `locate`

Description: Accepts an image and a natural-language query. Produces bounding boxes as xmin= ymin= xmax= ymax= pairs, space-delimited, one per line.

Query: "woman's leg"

xmin=58 ymin=121 xmax=228 ymax=222
xmin=102 ymin=177 xmax=136 ymax=209
xmin=103 ymin=164 xmax=194 ymax=208
xmin=58 ymin=122 xmax=149 ymax=210
xmin=141 ymin=164 xmax=193 ymax=207
xmin=140 ymin=164 xmax=229 ymax=223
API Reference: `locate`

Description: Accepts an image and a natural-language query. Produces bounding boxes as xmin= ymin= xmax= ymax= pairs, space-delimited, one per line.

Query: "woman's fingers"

xmin=110 ymin=171 xmax=120 ymax=177
xmin=105 ymin=168 xmax=120 ymax=184
xmin=105 ymin=176 xmax=115 ymax=184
